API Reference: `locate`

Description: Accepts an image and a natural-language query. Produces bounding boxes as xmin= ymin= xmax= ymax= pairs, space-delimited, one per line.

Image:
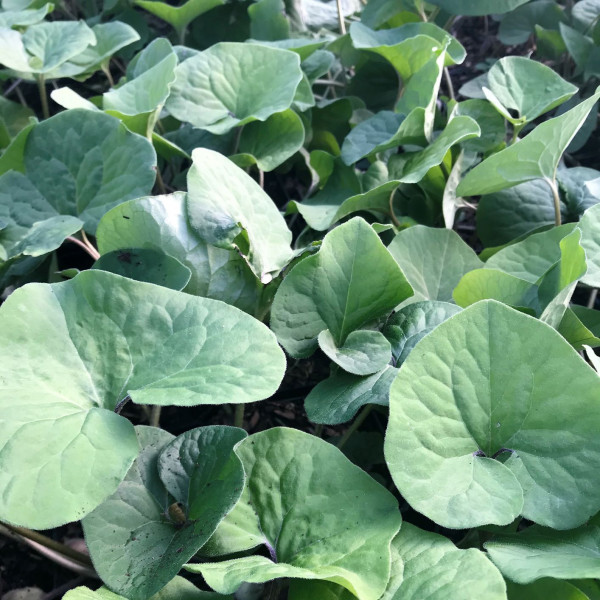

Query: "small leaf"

xmin=385 ymin=300 xmax=600 ymax=529
xmin=166 ymin=42 xmax=302 ymax=134
xmin=457 ymin=89 xmax=600 ymax=197
xmin=83 ymin=426 xmax=246 ymax=600
xmin=304 ymin=365 xmax=397 ymax=425
xmin=186 ymin=428 xmax=402 ymax=600
xmin=388 ymin=225 xmax=483 ymax=302
xmin=318 ymin=328 xmax=392 ymax=375
xmin=186 ymin=149 xmax=294 ymax=282
xmin=93 ymin=248 xmax=192 ymax=291
xmin=271 ymin=217 xmax=413 ymax=357
xmin=383 ymin=300 xmax=462 ymax=366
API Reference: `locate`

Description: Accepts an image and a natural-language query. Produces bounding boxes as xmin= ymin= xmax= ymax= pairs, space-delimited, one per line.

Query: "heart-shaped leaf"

xmin=92 ymin=248 xmax=192 ymax=291
xmin=96 ymin=193 xmax=262 ymax=314
xmin=166 ymin=42 xmax=303 ymax=134
xmin=385 ymin=300 xmax=600 ymax=529
xmin=304 ymin=365 xmax=397 ymax=425
xmin=383 ymin=300 xmax=462 ymax=366
xmin=317 ymin=328 xmax=392 ymax=375
xmin=186 ymin=427 xmax=402 ymax=600
xmin=271 ymin=217 xmax=413 ymax=357
xmin=0 ymin=270 xmax=285 ymax=528
xmin=0 ymin=3 xmax=52 ymax=28
xmin=83 ymin=426 xmax=246 ymax=600
xmin=186 ymin=148 xmax=294 ymax=283
xmin=485 ymin=517 xmax=600 ymax=585
xmin=457 ymin=89 xmax=600 ymax=197
xmin=388 ymin=226 xmax=483 ymax=302
xmin=485 ymin=57 xmax=577 ymax=124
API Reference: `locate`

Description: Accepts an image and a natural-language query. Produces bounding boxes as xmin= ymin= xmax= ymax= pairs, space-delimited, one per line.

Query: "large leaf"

xmin=0 ymin=270 xmax=285 ymax=528
xmin=506 ymin=579 xmax=590 ymax=600
xmin=485 ymin=517 xmax=600 ymax=585
xmin=64 ymin=577 xmax=232 ymax=600
xmin=103 ymin=38 xmax=177 ymax=117
xmin=387 ymin=226 xmax=482 ymax=302
xmin=185 ymin=428 xmax=402 ymax=600
xmin=186 ymin=148 xmax=294 ymax=282
xmin=83 ymin=426 xmax=246 ymax=600
xmin=304 ymin=365 xmax=397 ymax=425
xmin=385 ymin=300 xmax=600 ymax=529
xmin=427 ymin=0 xmax=530 ymax=14
xmin=166 ymin=42 xmax=303 ymax=134
xmin=270 ymin=217 xmax=413 ymax=357
xmin=485 ymin=57 xmax=577 ymax=123
xmin=457 ymin=89 xmax=600 ymax=197
xmin=2 ymin=109 xmax=156 ymax=234
xmin=96 ymin=193 xmax=262 ymax=314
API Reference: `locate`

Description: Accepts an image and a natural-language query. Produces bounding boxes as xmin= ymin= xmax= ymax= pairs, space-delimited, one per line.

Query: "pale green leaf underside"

xmin=578 ymin=203 xmax=600 ymax=287
xmin=271 ymin=217 xmax=413 ymax=357
xmin=134 ymin=0 xmax=224 ymax=33
xmin=186 ymin=427 xmax=402 ymax=600
xmin=457 ymin=89 xmax=600 ymax=197
xmin=166 ymin=42 xmax=303 ymax=134
xmin=427 ymin=0 xmax=530 ymax=15
xmin=385 ymin=300 xmax=600 ymax=529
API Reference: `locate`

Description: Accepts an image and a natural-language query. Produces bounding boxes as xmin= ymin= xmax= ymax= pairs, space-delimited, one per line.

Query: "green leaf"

xmin=498 ymin=0 xmax=566 ymax=45
xmin=341 ymin=108 xmax=426 ymax=166
xmin=186 ymin=428 xmax=402 ymax=600
xmin=386 ymin=523 xmax=507 ymax=599
xmin=304 ymin=365 xmax=397 ymax=425
xmin=0 ymin=20 xmax=96 ymax=74
xmin=558 ymin=167 xmax=600 ymax=216
xmin=457 ymin=89 xmax=600 ymax=197
xmin=427 ymin=0 xmax=530 ymax=15
xmin=65 ymin=577 xmax=232 ymax=600
xmin=388 ymin=116 xmax=480 ymax=184
xmin=271 ymin=217 xmax=413 ymax=357
xmin=6 ymin=109 xmax=156 ymax=234
xmin=103 ymin=38 xmax=177 ymax=117
xmin=96 ymin=193 xmax=262 ymax=314
xmin=485 ymin=518 xmax=600 ymax=584
xmin=0 ymin=97 xmax=34 ymax=144
xmin=83 ymin=426 xmax=246 ymax=600
xmin=451 ymin=100 xmax=506 ymax=154
xmin=166 ymin=42 xmax=302 ymax=134
xmin=248 ymin=0 xmax=289 ymax=41
xmin=232 ymin=108 xmax=305 ymax=171
xmin=0 ymin=269 xmax=285 ymax=527
xmin=506 ymin=579 xmax=590 ymax=600
xmin=383 ymin=300 xmax=462 ymax=365
xmin=477 ymin=180 xmax=562 ymax=247
xmin=186 ymin=148 xmax=294 ymax=282
xmin=10 ymin=215 xmax=83 ymax=257
xmin=558 ymin=305 xmax=600 ymax=350
xmin=134 ymin=0 xmax=223 ymax=38
xmin=385 ymin=300 xmax=600 ymax=529
xmin=485 ymin=56 xmax=577 ymax=123
xmin=318 ymin=328 xmax=392 ymax=375
xmin=93 ymin=248 xmax=192 ymax=291
xmin=387 ymin=225 xmax=483 ymax=302
xmin=578 ymin=203 xmax=600 ymax=287
xmin=0 ymin=3 xmax=52 ymax=28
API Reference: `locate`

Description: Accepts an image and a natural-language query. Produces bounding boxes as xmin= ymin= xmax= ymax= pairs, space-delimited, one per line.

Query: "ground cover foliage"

xmin=2 ymin=0 xmax=600 ymax=598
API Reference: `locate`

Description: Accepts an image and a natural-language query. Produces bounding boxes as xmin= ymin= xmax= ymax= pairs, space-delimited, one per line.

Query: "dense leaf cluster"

xmin=2 ymin=0 xmax=600 ymax=599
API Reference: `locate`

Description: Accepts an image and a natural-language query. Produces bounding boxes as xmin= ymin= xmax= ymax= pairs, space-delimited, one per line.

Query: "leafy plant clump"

xmin=2 ymin=0 xmax=600 ymax=599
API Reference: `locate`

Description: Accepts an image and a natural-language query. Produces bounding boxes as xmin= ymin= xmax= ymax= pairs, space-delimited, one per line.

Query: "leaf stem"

xmin=443 ymin=67 xmax=455 ymax=101
xmin=37 ymin=75 xmax=49 ymax=119
xmin=588 ymin=288 xmax=598 ymax=309
xmin=155 ymin=168 xmax=167 ymax=195
xmin=1 ymin=522 xmax=94 ymax=567
xmin=232 ymin=124 xmax=244 ymax=155
xmin=101 ymin=63 xmax=115 ymax=88
xmin=258 ymin=167 xmax=265 ymax=189
xmin=150 ymin=405 xmax=162 ymax=428
xmin=547 ymin=177 xmax=562 ymax=226
xmin=80 ymin=231 xmax=100 ymax=260
xmin=388 ymin=188 xmax=402 ymax=229
xmin=337 ymin=405 xmax=373 ymax=450
xmin=234 ymin=403 xmax=245 ymax=428
xmin=66 ymin=236 xmax=100 ymax=261
xmin=336 ymin=0 xmax=346 ymax=34
xmin=511 ymin=122 xmax=524 ymax=145
xmin=314 ymin=423 xmax=323 ymax=438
